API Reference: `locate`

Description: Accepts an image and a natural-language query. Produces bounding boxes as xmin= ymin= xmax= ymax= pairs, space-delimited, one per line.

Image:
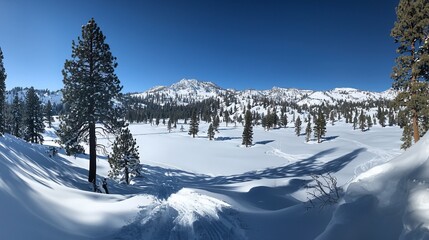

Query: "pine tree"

xmin=265 ymin=109 xmax=272 ymax=130
xmin=11 ymin=94 xmax=23 ymax=137
xmin=366 ymin=115 xmax=373 ymax=131
xmin=295 ymin=116 xmax=302 ymax=136
xmin=23 ymin=87 xmax=44 ymax=144
xmin=353 ymin=109 xmax=358 ymax=130
xmin=108 ymin=126 xmax=141 ymax=185
xmin=213 ymin=115 xmax=220 ymax=132
xmin=207 ymin=123 xmax=215 ymax=140
xmin=281 ymin=113 xmax=288 ymax=128
xmin=305 ymin=117 xmax=312 ymax=142
xmin=330 ymin=111 xmax=335 ymax=125
xmin=45 ymin=100 xmax=53 ymax=128
xmin=167 ymin=119 xmax=172 ymax=133
xmin=188 ymin=111 xmax=199 ymax=138
xmin=388 ymin=109 xmax=395 ymax=126
xmin=242 ymin=110 xmax=253 ymax=147
xmin=359 ymin=109 xmax=367 ymax=132
xmin=313 ymin=108 xmax=326 ymax=143
xmin=0 ymin=48 xmax=6 ymax=135
xmin=391 ymin=0 xmax=429 ymax=148
xmin=61 ymin=19 xmax=124 ymax=184
xmin=224 ymin=110 xmax=230 ymax=127
xmin=377 ymin=106 xmax=386 ymax=127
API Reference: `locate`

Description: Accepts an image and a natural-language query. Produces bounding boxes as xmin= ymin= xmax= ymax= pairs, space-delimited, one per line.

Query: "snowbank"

xmin=317 ymin=133 xmax=429 ymax=239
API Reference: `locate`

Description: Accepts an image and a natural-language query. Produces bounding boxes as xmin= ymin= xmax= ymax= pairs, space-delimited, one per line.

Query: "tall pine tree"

xmin=242 ymin=110 xmax=253 ymax=147
xmin=24 ymin=87 xmax=44 ymax=144
xmin=207 ymin=123 xmax=215 ymax=140
xmin=305 ymin=118 xmax=312 ymax=142
xmin=313 ymin=108 xmax=326 ymax=143
xmin=61 ymin=18 xmax=124 ymax=185
xmin=108 ymin=126 xmax=140 ymax=185
xmin=11 ymin=94 xmax=22 ymax=137
xmin=391 ymin=0 xmax=429 ymax=148
xmin=188 ymin=111 xmax=199 ymax=138
xmin=358 ymin=109 xmax=366 ymax=132
xmin=45 ymin=100 xmax=53 ymax=128
xmin=295 ymin=116 xmax=302 ymax=136
xmin=0 ymin=48 xmax=6 ymax=135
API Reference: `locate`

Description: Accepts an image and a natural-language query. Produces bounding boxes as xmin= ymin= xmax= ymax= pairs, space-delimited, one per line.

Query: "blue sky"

xmin=0 ymin=0 xmax=399 ymax=92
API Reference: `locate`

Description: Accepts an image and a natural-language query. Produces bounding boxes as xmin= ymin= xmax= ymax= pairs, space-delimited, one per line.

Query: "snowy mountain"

xmin=131 ymin=79 xmax=397 ymax=106
xmin=6 ymin=87 xmax=62 ymax=105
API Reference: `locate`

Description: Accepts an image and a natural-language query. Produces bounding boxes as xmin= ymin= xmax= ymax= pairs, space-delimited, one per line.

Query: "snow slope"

xmin=3 ymin=118 xmax=425 ymax=239
xmin=317 ymin=131 xmax=429 ymax=240
xmin=131 ymin=78 xmax=397 ymax=106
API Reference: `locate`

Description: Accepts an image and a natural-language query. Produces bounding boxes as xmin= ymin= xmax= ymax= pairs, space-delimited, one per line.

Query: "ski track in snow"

xmin=116 ymin=189 xmax=246 ymax=240
xmin=265 ymin=148 xmax=312 ymax=163
xmin=338 ymin=136 xmax=401 ymax=178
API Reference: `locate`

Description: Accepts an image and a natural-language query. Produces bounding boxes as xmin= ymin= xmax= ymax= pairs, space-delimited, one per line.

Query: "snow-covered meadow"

xmin=4 ymin=119 xmax=427 ymax=239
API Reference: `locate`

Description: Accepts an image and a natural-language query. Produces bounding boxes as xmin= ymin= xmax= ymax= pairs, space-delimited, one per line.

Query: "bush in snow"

xmin=306 ymin=173 xmax=342 ymax=210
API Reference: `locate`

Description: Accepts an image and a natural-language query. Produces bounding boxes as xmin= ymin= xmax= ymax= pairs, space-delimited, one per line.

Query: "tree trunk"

xmin=411 ymin=41 xmax=420 ymax=143
xmin=412 ymin=109 xmax=420 ymax=143
xmin=88 ymin=122 xmax=97 ymax=185
xmin=125 ymin=159 xmax=129 ymax=185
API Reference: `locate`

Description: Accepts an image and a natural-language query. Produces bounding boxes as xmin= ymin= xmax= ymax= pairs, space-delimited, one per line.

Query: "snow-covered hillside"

xmin=5 ymin=115 xmax=427 ymax=239
xmin=6 ymin=87 xmax=62 ymax=105
xmin=131 ymin=78 xmax=397 ymax=106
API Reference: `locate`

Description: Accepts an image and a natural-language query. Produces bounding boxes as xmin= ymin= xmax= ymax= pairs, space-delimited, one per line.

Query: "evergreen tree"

xmin=0 ymin=48 xmax=6 ymax=135
xmin=61 ymin=19 xmax=124 ymax=184
xmin=167 ymin=119 xmax=172 ymax=133
xmin=188 ymin=111 xmax=199 ymax=138
xmin=359 ymin=109 xmax=367 ymax=132
xmin=45 ymin=100 xmax=53 ymax=128
xmin=401 ymin=124 xmax=413 ymax=149
xmin=224 ymin=110 xmax=230 ymax=126
xmin=242 ymin=110 xmax=253 ymax=147
xmin=329 ymin=111 xmax=335 ymax=125
xmin=213 ymin=115 xmax=220 ymax=132
xmin=295 ymin=116 xmax=302 ymax=136
xmin=313 ymin=108 xmax=326 ymax=143
xmin=377 ymin=106 xmax=386 ymax=127
xmin=265 ymin=109 xmax=272 ymax=130
xmin=207 ymin=123 xmax=215 ymax=140
xmin=11 ymin=94 xmax=22 ymax=137
xmin=108 ymin=126 xmax=140 ymax=185
xmin=23 ymin=87 xmax=44 ymax=144
xmin=391 ymin=0 xmax=429 ymax=148
xmin=353 ymin=109 xmax=358 ymax=130
xmin=388 ymin=109 xmax=395 ymax=126
xmin=366 ymin=115 xmax=373 ymax=131
xmin=305 ymin=117 xmax=312 ymax=142
xmin=281 ymin=113 xmax=288 ymax=128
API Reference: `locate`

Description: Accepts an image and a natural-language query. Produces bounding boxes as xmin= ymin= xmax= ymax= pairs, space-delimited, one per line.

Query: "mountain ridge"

xmin=132 ymin=78 xmax=397 ymax=106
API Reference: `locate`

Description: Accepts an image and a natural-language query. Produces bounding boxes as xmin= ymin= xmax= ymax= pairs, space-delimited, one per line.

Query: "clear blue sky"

xmin=0 ymin=0 xmax=399 ymax=92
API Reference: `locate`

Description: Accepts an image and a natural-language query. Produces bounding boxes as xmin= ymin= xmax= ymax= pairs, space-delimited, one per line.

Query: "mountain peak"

xmin=170 ymin=78 xmax=221 ymax=91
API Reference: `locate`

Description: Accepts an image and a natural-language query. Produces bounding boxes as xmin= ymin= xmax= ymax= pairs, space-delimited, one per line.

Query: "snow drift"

xmin=317 ymin=133 xmax=429 ymax=239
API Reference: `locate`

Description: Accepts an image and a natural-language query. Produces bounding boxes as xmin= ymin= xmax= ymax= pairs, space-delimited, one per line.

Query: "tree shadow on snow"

xmin=215 ymin=136 xmax=241 ymax=141
xmin=135 ymin=147 xmax=366 ymax=199
xmin=254 ymin=140 xmax=275 ymax=145
xmin=321 ymin=136 xmax=339 ymax=142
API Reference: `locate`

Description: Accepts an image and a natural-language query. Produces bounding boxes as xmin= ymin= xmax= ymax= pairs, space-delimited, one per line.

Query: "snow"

xmin=5 ymin=115 xmax=429 ymax=239
xmin=131 ymin=78 xmax=397 ymax=107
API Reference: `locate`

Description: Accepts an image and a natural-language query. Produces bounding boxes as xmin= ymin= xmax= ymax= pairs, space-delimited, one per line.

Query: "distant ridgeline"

xmin=4 ymin=79 xmax=400 ymax=130
xmin=124 ymin=79 xmax=399 ymax=129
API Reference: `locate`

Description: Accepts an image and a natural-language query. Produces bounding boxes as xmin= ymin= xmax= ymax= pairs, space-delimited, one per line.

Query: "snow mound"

xmin=317 ymin=133 xmax=429 ymax=240
xmin=117 ymin=188 xmax=246 ymax=240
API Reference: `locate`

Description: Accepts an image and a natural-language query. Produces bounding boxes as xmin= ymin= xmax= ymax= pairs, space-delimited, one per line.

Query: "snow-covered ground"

xmin=4 ymin=119 xmax=427 ymax=239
